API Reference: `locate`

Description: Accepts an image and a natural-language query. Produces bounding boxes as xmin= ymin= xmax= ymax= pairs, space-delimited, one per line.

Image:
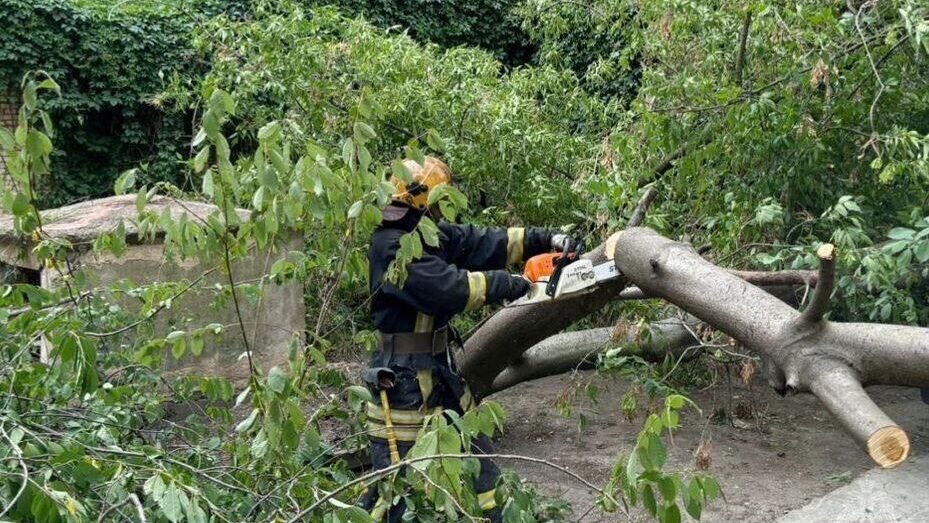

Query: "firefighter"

xmin=359 ymin=156 xmax=570 ymax=521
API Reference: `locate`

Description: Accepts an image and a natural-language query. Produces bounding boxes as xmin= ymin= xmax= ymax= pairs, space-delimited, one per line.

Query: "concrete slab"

xmin=778 ymin=453 xmax=929 ymax=523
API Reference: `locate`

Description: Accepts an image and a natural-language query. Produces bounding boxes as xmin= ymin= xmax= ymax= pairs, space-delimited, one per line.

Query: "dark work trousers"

xmin=359 ymin=352 xmax=502 ymax=522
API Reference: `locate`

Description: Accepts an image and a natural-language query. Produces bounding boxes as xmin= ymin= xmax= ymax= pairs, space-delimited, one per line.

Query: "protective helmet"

xmin=390 ymin=156 xmax=451 ymax=209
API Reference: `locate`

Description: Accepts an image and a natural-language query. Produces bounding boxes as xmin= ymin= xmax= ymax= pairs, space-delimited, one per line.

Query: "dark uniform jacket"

xmin=366 ymin=203 xmax=552 ymax=412
xmin=361 ymin=203 xmax=552 ymax=521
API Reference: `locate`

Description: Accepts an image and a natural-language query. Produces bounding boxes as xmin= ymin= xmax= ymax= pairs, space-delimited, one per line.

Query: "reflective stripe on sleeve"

xmin=465 ymin=271 xmax=487 ymax=311
xmin=507 ymin=227 xmax=525 ymax=265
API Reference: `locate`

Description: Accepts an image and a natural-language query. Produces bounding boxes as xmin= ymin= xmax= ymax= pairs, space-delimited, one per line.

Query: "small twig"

xmin=854 ymin=0 xmax=885 ymax=137
xmin=287 ymin=453 xmax=615 ymax=522
xmin=97 ymin=498 xmax=129 ymax=523
xmin=734 ymin=10 xmax=753 ymax=85
xmin=85 ymin=267 xmax=219 ymax=337
xmin=410 ymin=468 xmax=482 ymax=522
xmin=128 ymin=493 xmax=147 ymax=523
xmin=0 ymin=424 xmax=28 ymax=520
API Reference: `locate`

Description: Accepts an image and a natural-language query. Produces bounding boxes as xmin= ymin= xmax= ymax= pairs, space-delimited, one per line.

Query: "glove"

xmin=551 ymin=234 xmax=574 ymax=252
xmin=503 ymin=274 xmax=531 ymax=301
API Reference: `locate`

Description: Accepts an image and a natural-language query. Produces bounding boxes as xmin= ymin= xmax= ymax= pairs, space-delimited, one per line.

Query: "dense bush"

xmin=310 ymin=0 xmax=537 ymax=65
xmin=519 ymin=0 xmax=641 ymax=103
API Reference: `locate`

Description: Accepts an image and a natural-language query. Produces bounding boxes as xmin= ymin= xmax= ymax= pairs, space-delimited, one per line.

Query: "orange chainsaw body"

xmin=523 ymin=252 xmax=574 ymax=283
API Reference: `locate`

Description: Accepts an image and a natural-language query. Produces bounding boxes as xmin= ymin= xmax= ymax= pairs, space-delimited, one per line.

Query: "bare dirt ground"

xmin=491 ymin=371 xmax=929 ymax=522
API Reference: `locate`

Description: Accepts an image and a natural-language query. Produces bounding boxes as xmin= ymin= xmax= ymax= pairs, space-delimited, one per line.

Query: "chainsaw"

xmin=511 ymin=232 xmax=623 ymax=305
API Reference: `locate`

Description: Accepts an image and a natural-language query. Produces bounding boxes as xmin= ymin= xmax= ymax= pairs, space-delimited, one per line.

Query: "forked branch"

xmin=614 ymin=227 xmax=928 ymax=468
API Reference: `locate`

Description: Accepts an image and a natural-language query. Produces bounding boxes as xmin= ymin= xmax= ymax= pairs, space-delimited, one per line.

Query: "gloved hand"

xmin=504 ymin=274 xmax=531 ymax=301
xmin=551 ymin=234 xmax=575 ymax=252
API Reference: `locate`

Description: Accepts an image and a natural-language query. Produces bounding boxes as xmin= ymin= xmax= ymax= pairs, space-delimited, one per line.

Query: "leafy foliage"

xmin=309 ymin=0 xmax=537 ymax=65
xmin=573 ymin=0 xmax=929 ymax=323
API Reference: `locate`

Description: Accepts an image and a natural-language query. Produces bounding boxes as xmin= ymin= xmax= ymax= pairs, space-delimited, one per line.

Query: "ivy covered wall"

xmin=0 ymin=0 xmax=205 ymax=207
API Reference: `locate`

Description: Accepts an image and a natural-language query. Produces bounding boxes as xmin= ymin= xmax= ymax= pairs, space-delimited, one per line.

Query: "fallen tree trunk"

xmin=457 ymin=244 xmax=631 ymax=398
xmin=488 ymin=316 xmax=700 ymax=395
xmin=615 ymin=228 xmax=929 ymax=468
xmin=457 ymin=149 xmax=689 ymax=396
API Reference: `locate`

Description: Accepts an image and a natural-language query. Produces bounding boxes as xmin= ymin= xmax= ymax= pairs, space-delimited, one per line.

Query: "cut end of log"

xmin=605 ymin=231 xmax=623 ymax=260
xmin=817 ymin=243 xmax=835 ymax=261
xmin=867 ymin=426 xmax=910 ymax=468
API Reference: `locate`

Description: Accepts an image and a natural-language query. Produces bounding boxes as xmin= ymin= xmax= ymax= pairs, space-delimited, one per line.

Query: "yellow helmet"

xmin=390 ymin=156 xmax=452 ymax=209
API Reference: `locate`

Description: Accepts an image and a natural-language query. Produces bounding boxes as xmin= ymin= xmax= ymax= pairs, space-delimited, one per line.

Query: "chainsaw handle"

xmin=545 ymin=242 xmax=575 ymax=297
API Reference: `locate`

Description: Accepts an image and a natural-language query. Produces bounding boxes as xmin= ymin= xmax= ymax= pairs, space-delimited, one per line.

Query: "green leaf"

xmin=190 ymin=332 xmax=205 ymax=357
xmin=425 ymin=128 xmax=446 ymax=152
xmin=114 ymin=169 xmax=137 ymax=195
xmin=236 ymin=408 xmax=260 ymax=433
xmin=353 ymin=121 xmax=377 ymax=142
xmin=202 ymin=171 xmax=215 ymax=198
xmin=11 ymin=193 xmax=30 ymax=216
xmin=642 ymin=484 xmax=658 ymax=516
xmin=666 ymin=394 xmax=687 ymax=409
xmin=347 ymin=385 xmax=372 ymax=410
xmin=915 ymin=242 xmax=929 ymax=263
xmin=159 ymin=482 xmax=186 ymax=523
xmin=144 ymin=475 xmax=167 ymax=501
xmin=685 ymin=480 xmax=703 ymax=519
xmin=699 ymin=476 xmax=721 ymax=499
xmin=0 ymin=127 xmax=15 ymax=150
xmin=171 ymin=337 xmax=186 ymax=360
xmin=252 ymin=186 xmax=266 ymax=210
xmin=25 ymin=129 xmax=52 ymax=157
xmin=186 ymin=500 xmax=208 ymax=523
xmin=662 ymin=503 xmax=681 ymax=523
xmin=258 ymin=121 xmax=282 ymax=142
xmin=392 ymin=160 xmax=412 ymax=182
xmin=657 ymin=476 xmax=677 ymax=501
xmin=268 ymin=366 xmax=288 ymax=394
xmin=348 ymin=200 xmax=364 ymax=219
xmin=887 ymin=227 xmax=915 ymax=240
xmin=342 ymin=138 xmax=354 ymax=169
xmin=417 ymin=216 xmax=440 ymax=247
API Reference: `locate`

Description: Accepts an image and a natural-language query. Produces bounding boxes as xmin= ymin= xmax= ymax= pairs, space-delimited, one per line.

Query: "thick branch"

xmin=800 ymin=243 xmax=835 ymax=323
xmin=488 ymin=316 xmax=699 ymax=395
xmin=734 ymin=10 xmax=753 ymax=85
xmin=614 ymin=228 xmax=927 ymax=467
xmin=628 ymin=186 xmax=658 ymax=227
xmin=619 ymin=270 xmax=817 ymax=301
xmin=636 ymin=145 xmax=687 ymax=189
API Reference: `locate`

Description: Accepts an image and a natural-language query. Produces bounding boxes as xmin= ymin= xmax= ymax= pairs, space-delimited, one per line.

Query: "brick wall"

xmin=1 ymin=90 xmax=18 ymax=191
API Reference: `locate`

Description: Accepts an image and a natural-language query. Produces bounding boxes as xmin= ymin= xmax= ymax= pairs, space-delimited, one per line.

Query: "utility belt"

xmin=377 ymin=327 xmax=449 ymax=355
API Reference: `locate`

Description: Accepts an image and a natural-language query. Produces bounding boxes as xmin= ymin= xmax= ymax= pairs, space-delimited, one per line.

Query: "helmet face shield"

xmin=390 ymin=156 xmax=451 ymax=209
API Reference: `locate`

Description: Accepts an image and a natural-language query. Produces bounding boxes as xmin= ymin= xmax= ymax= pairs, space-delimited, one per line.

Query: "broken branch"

xmin=614 ymin=227 xmax=926 ymax=468
xmin=800 ymin=243 xmax=835 ymax=323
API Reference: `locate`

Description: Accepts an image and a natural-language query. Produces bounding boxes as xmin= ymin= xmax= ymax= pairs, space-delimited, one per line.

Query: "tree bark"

xmin=456 ymin=242 xmax=631 ymax=398
xmin=487 ymin=316 xmax=700 ymax=395
xmin=614 ymin=227 xmax=928 ymax=468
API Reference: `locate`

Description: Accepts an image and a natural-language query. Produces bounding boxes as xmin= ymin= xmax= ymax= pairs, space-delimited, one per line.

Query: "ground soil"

xmin=490 ymin=371 xmax=929 ymax=522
